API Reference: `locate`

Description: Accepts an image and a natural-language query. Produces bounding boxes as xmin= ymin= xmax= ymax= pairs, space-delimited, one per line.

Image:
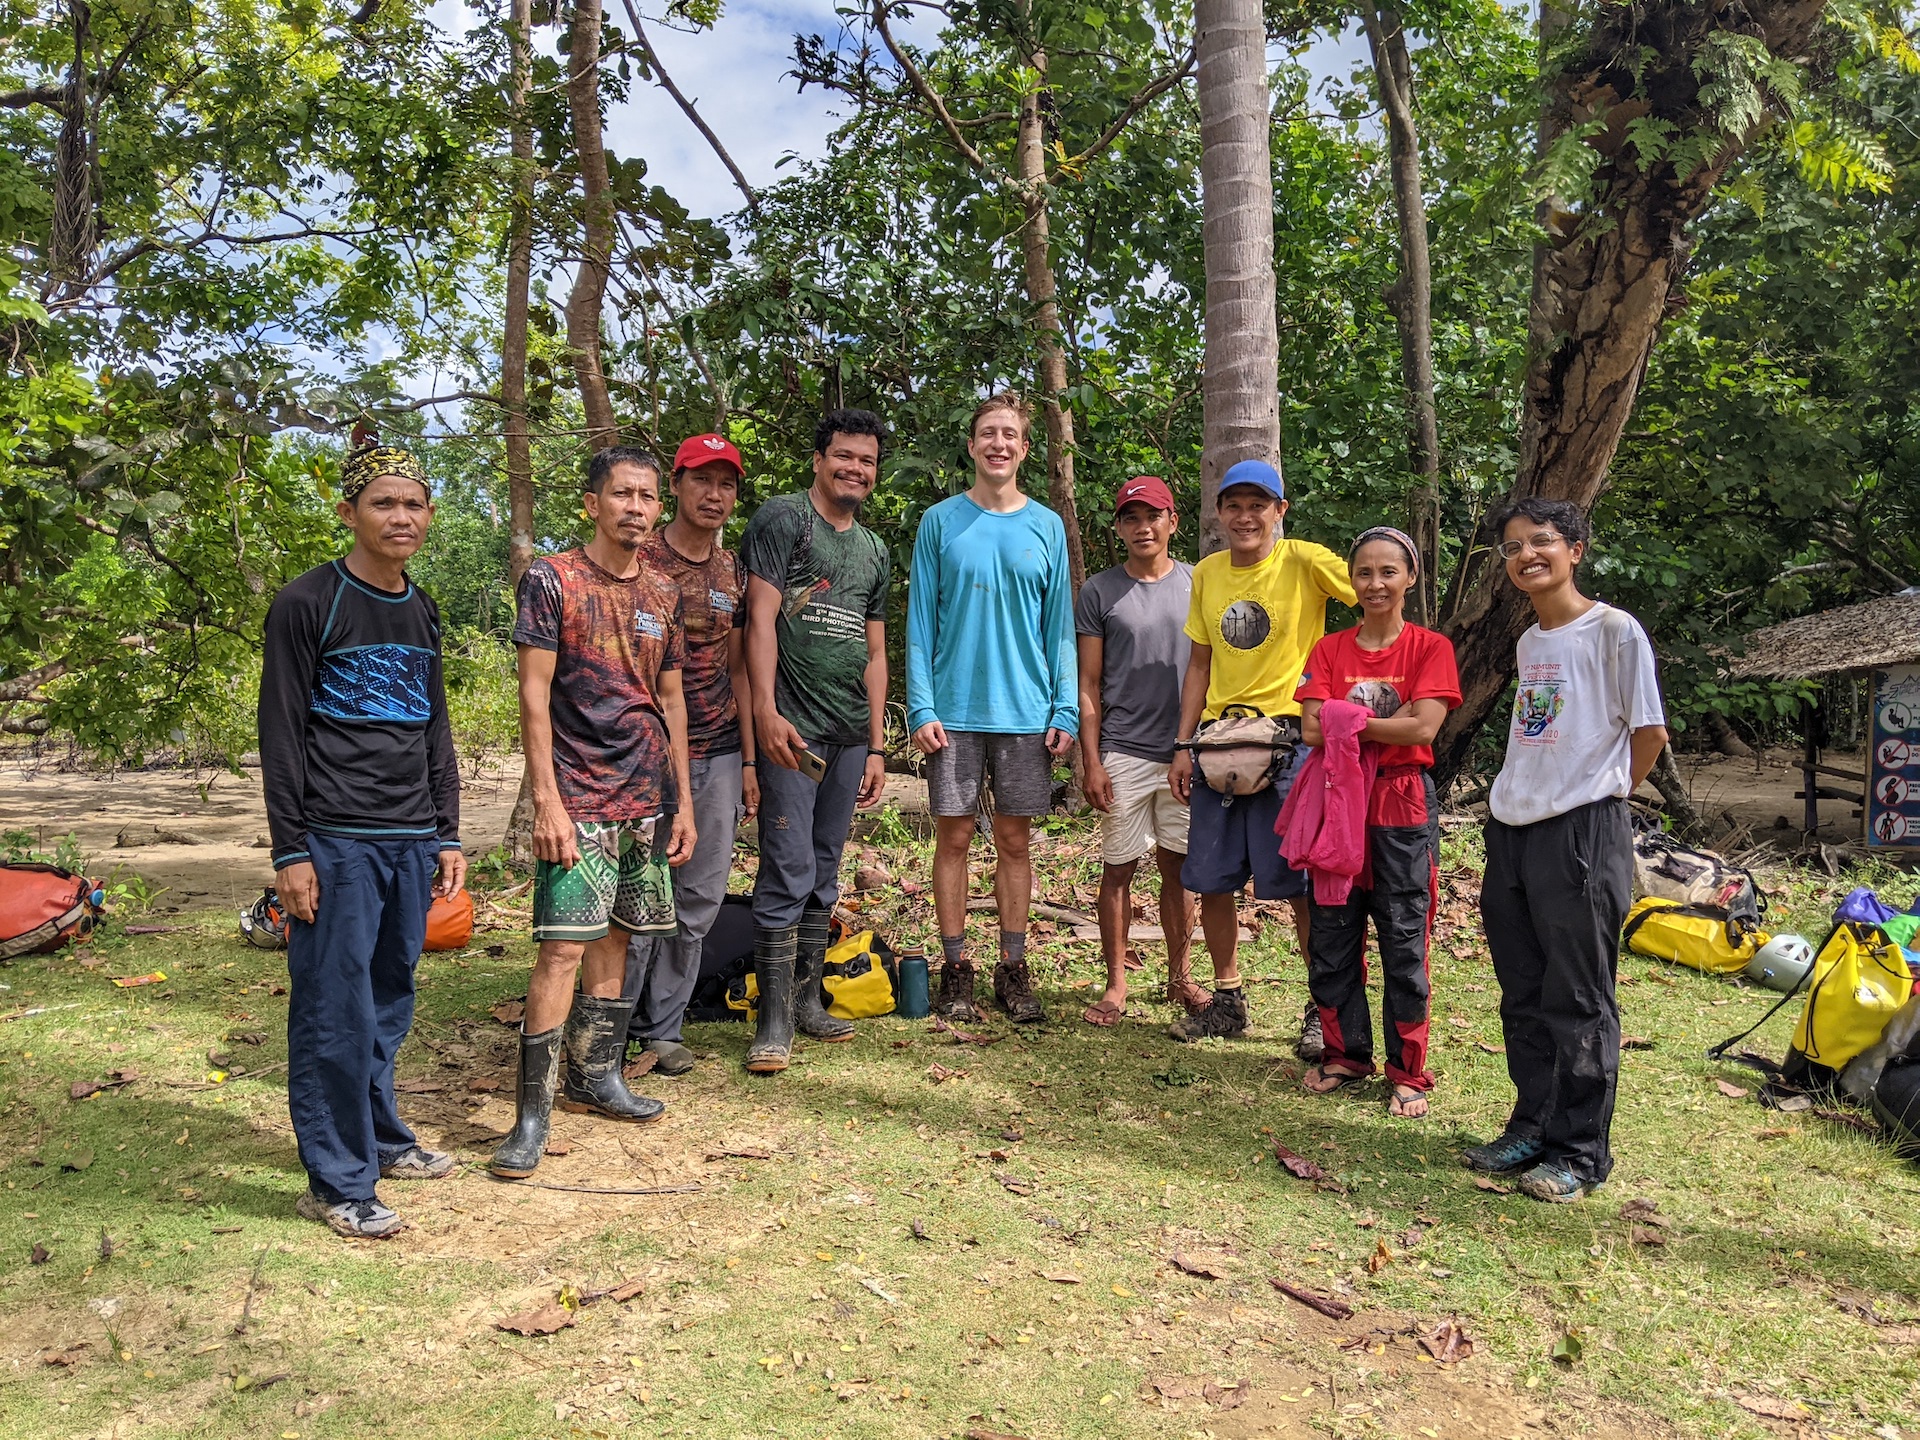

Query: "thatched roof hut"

xmin=1732 ymin=591 xmax=1920 ymax=680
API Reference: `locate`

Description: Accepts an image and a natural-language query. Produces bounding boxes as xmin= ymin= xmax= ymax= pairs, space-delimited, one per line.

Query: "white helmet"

xmin=1745 ymin=934 xmax=1815 ymax=992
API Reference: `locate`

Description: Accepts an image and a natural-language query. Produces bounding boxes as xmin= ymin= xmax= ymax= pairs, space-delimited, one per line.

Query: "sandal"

xmin=1388 ymin=1085 xmax=1430 ymax=1119
xmin=1302 ymin=1063 xmax=1369 ymax=1095
xmin=1081 ymin=997 xmax=1125 ymax=1027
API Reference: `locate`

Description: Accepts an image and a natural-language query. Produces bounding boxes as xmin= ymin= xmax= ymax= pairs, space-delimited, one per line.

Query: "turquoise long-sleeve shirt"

xmin=906 ymin=493 xmax=1079 ymax=736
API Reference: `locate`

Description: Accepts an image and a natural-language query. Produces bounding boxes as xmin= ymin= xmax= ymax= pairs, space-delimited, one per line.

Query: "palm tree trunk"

xmin=564 ymin=0 xmax=618 ymax=450
xmin=1014 ymin=46 xmax=1086 ymax=590
xmin=1194 ymin=0 xmax=1279 ymax=556
xmin=1360 ymin=2 xmax=1440 ymax=622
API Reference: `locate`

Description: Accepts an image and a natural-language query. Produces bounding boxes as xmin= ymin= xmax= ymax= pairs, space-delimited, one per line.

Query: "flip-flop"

xmin=1388 ymin=1086 xmax=1430 ymax=1120
xmin=1082 ymin=998 xmax=1125 ymax=1027
xmin=1302 ymin=1064 xmax=1369 ymax=1095
xmin=1122 ymin=948 xmax=1145 ymax=972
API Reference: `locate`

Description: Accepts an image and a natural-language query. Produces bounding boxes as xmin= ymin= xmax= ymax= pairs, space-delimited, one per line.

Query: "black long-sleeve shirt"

xmin=258 ymin=559 xmax=461 ymax=868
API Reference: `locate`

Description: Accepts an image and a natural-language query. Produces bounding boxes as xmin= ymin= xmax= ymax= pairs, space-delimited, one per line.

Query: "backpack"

xmin=0 ymin=863 xmax=104 ymax=961
xmin=1621 ymin=896 xmax=1766 ymax=974
xmin=1871 ymin=1060 xmax=1920 ymax=1157
xmin=1186 ymin=709 xmax=1302 ymax=797
xmin=1631 ymin=828 xmax=1764 ymax=942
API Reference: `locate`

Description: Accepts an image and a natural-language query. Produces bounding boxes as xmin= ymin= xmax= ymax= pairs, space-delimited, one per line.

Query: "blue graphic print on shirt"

xmin=311 ymin=643 xmax=436 ymax=723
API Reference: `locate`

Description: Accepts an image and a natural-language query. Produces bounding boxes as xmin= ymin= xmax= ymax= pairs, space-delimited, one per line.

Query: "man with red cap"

xmin=621 ymin=433 xmax=757 ymax=1075
xmin=1074 ymin=477 xmax=1199 ymax=1026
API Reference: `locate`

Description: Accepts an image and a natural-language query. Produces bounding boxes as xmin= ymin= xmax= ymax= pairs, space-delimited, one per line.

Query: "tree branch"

xmin=1061 ymin=40 xmax=1197 ymax=169
xmin=0 ymin=660 xmax=70 ymax=703
xmin=618 ymin=0 xmax=759 ymax=215
xmin=0 ymin=84 xmax=69 ymax=113
xmin=870 ymin=0 xmax=992 ymax=175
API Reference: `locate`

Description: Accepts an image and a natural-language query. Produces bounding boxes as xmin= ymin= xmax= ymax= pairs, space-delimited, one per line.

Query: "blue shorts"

xmin=1181 ymin=745 xmax=1308 ymax=900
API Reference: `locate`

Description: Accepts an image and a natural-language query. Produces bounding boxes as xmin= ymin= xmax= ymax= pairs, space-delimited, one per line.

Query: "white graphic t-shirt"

xmin=1487 ymin=603 xmax=1665 ymax=827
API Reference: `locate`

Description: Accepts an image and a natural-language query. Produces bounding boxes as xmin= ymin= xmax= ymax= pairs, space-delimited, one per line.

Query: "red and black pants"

xmin=1306 ymin=770 xmax=1438 ymax=1092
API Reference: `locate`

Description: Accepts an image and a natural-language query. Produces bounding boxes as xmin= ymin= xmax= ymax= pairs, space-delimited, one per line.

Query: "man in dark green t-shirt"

xmin=738 ymin=409 xmax=892 ymax=1074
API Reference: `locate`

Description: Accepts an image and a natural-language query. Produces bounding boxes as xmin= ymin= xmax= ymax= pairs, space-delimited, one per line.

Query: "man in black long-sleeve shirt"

xmin=259 ymin=439 xmax=466 ymax=1239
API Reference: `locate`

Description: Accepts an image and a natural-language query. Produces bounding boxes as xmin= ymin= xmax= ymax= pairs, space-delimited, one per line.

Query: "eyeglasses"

xmin=1495 ymin=531 xmax=1565 ymax=560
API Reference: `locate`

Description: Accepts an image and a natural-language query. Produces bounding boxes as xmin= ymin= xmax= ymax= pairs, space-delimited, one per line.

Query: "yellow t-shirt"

xmin=1184 ymin=539 xmax=1356 ymax=720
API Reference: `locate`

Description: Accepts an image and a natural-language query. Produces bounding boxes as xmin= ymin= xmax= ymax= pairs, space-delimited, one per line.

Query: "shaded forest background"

xmin=4 ymin=0 xmax=1918 ymax=790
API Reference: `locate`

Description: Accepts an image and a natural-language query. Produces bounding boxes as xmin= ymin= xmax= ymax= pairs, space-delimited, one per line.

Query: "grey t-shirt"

xmin=1074 ymin=561 xmax=1193 ymax=763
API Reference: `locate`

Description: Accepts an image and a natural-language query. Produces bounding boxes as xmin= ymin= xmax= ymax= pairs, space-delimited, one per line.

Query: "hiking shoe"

xmin=1295 ymin=1002 xmax=1326 ymax=1063
xmin=1516 ymin=1162 xmax=1598 ymax=1204
xmin=936 ymin=960 xmax=980 ymax=1023
xmin=993 ymin=960 xmax=1046 ymax=1024
xmin=1167 ymin=986 xmax=1249 ymax=1042
xmin=644 ymin=1039 xmax=696 ymax=1075
xmin=1460 ymin=1131 xmax=1545 ymax=1175
xmin=378 ymin=1145 xmax=454 ymax=1180
xmin=295 ymin=1191 xmax=405 ymax=1239
xmin=1165 ymin=975 xmax=1212 ymax=1015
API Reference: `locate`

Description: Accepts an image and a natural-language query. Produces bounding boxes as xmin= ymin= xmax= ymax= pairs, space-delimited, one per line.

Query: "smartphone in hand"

xmin=795 ymin=746 xmax=828 ymax=784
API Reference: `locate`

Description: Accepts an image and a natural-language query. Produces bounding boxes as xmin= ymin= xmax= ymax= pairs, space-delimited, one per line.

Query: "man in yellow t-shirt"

xmin=1166 ymin=459 xmax=1355 ymax=1044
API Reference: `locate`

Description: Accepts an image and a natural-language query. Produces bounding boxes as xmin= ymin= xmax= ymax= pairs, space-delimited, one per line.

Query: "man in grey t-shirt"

xmin=1074 ymin=477 xmax=1200 ymax=1027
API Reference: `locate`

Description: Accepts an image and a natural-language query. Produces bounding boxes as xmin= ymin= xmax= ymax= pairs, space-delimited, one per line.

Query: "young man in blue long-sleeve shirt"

xmin=907 ymin=392 xmax=1078 ymax=1024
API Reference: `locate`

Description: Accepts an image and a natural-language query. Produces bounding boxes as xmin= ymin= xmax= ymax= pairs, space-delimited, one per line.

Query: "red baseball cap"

xmin=672 ymin=433 xmax=744 ymax=475
xmin=1114 ymin=475 xmax=1175 ymax=514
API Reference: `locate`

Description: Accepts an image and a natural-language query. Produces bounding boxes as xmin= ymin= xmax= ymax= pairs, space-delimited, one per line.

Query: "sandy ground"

xmin=0 ymin=744 xmax=1872 ymax=904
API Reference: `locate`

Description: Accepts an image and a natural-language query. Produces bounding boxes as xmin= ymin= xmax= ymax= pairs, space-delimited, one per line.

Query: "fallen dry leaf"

xmin=910 ymin=1219 xmax=929 ymax=1242
xmin=597 ymin=1279 xmax=645 ymax=1304
xmin=704 ymin=1145 xmax=773 ymax=1162
xmin=466 ymin=1077 xmax=500 ymax=1093
xmin=489 ymin=999 xmax=526 ymax=1026
xmin=1203 ymin=1379 xmax=1252 ymax=1410
xmin=1475 ymin=1040 xmax=1506 ymax=1054
xmin=1621 ymin=1035 xmax=1655 ymax=1050
xmin=964 ymin=1428 xmax=1029 ymax=1440
xmin=1149 ymin=1377 xmax=1198 ymax=1400
xmin=69 ymin=1080 xmax=102 ymax=1101
xmin=931 ymin=1016 xmax=1003 ymax=1046
xmin=42 ymin=1344 xmax=89 ymax=1367
xmin=1367 ymin=1239 xmax=1395 ymax=1274
xmin=995 ymin=1172 xmax=1034 ymax=1196
xmin=1813 ymin=1107 xmax=1880 ymax=1134
xmin=1472 ymin=1176 xmax=1513 ymax=1194
xmin=1735 ymin=1394 xmax=1806 ymax=1421
xmin=927 ymin=1062 xmax=968 ymax=1084
xmin=1715 ymin=1079 xmax=1750 ymax=1099
xmin=30 ymin=1243 xmax=50 ymax=1264
xmin=393 ymin=1079 xmax=446 ymax=1094
xmin=495 ymin=1303 xmax=576 ymax=1336
xmin=623 ymin=1050 xmax=659 ymax=1080
xmin=1619 ymin=1197 xmax=1669 ymax=1224
xmin=1168 ymin=1251 xmax=1229 ymax=1280
xmin=1272 ymin=1141 xmax=1327 ymax=1182
xmin=1754 ymin=1127 xmax=1791 ymax=1140
xmin=1040 ymin=1270 xmax=1083 ymax=1284
xmin=1630 ymin=1226 xmax=1668 ymax=1247
xmin=1419 ymin=1317 xmax=1475 ymax=1363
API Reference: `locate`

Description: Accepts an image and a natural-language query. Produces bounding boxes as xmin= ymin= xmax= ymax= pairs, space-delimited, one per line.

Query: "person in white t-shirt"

xmin=1466 ymin=499 xmax=1668 ymax=1204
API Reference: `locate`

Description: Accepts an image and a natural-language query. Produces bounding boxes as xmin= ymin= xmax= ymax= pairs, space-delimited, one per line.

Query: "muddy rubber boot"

xmin=558 ymin=993 xmax=664 ymax=1122
xmin=489 ymin=1025 xmax=562 ymax=1178
xmin=936 ymin=958 xmax=979 ymax=1022
xmin=746 ymin=926 xmax=797 ymax=1074
xmin=794 ymin=907 xmax=855 ymax=1042
xmin=993 ymin=958 xmax=1047 ymax=1024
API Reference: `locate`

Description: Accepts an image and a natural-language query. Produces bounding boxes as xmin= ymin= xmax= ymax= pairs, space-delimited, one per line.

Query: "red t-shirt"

xmin=1297 ymin=624 xmax=1461 ymax=827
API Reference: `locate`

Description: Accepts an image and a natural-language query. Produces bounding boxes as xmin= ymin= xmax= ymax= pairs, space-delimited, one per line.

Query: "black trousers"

xmin=1307 ymin=779 xmax=1439 ymax=1090
xmin=1479 ymin=798 xmax=1632 ymax=1183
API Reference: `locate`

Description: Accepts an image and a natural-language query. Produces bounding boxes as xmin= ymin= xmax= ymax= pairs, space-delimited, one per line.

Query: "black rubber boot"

xmin=795 ymin=907 xmax=855 ymax=1042
xmin=489 ymin=1025 xmax=562 ymax=1178
xmin=558 ymin=993 xmax=664 ymax=1122
xmin=746 ymin=926 xmax=797 ymax=1074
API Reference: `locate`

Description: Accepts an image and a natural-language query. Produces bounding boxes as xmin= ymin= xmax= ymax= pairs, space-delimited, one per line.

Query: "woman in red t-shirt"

xmin=1295 ymin=527 xmax=1461 ymax=1118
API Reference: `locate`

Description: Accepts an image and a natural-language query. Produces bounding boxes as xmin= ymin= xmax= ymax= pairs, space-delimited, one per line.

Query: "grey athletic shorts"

xmin=927 ymin=731 xmax=1054 ymax=817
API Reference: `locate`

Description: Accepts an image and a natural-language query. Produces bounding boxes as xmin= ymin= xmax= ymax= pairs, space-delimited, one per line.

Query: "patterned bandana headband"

xmin=1349 ymin=524 xmax=1420 ymax=578
xmin=340 ymin=441 xmax=429 ymax=502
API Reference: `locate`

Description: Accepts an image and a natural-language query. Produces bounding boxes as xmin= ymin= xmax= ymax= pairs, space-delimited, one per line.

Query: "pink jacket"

xmin=1277 ymin=698 xmax=1378 ymax=906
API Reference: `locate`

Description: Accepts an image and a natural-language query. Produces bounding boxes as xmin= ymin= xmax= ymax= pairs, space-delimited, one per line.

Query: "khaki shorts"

xmin=1097 ymin=750 xmax=1189 ymax=865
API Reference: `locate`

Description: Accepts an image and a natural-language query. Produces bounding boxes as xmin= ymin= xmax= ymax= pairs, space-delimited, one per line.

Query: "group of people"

xmin=258 ymin=393 xmax=1668 ymax=1239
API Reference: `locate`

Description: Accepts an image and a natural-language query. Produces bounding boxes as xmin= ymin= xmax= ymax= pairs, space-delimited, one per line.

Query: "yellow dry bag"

xmin=822 ymin=929 xmax=895 ymax=1019
xmin=1792 ymin=922 xmax=1916 ymax=1071
xmin=1621 ymin=897 xmax=1765 ymax=975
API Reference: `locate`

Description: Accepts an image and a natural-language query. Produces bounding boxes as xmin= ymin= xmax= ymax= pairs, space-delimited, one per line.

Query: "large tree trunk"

xmin=1014 ymin=47 xmax=1086 ymax=590
xmin=1361 ymin=2 xmax=1440 ymax=623
xmin=50 ymin=0 xmax=95 ymax=290
xmin=564 ymin=0 xmax=619 ymax=450
xmin=504 ymin=0 xmax=539 ymax=866
xmin=1193 ymin=0 xmax=1279 ymax=557
xmin=1430 ymin=0 xmax=1831 ymax=789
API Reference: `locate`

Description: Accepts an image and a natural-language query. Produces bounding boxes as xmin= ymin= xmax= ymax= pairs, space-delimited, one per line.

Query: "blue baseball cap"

xmin=1219 ymin=458 xmax=1284 ymax=500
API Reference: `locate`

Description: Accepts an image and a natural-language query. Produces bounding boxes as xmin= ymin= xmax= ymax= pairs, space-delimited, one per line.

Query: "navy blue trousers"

xmin=286 ymin=832 xmax=439 ymax=1202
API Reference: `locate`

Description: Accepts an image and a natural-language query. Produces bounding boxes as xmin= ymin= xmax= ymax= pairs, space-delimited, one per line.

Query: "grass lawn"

xmin=2 ymin=812 xmax=1917 ymax=1440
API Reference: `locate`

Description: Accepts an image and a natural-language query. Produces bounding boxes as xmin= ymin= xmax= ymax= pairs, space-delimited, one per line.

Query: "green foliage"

xmin=443 ymin=632 xmax=522 ymax=765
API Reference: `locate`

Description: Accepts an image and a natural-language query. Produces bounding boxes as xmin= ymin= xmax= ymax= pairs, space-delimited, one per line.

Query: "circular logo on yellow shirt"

xmin=1219 ymin=600 xmax=1271 ymax=650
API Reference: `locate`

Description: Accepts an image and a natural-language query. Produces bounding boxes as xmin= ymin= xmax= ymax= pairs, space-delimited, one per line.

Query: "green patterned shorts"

xmin=531 ymin=817 xmax=676 ymax=943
